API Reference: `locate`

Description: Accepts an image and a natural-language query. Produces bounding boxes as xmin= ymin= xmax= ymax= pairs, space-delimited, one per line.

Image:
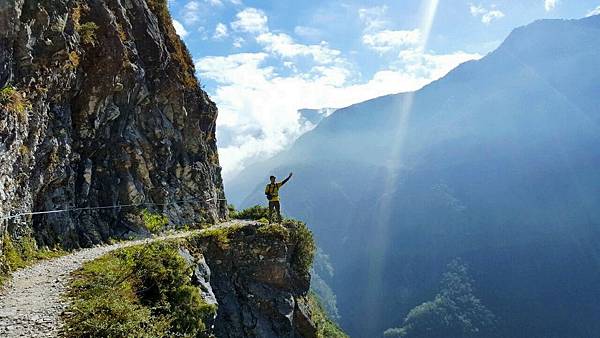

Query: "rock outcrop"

xmin=183 ymin=222 xmax=319 ymax=338
xmin=0 ymin=0 xmax=226 ymax=249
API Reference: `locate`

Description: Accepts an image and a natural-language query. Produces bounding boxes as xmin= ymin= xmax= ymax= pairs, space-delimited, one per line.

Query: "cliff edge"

xmin=0 ymin=0 xmax=227 ymax=250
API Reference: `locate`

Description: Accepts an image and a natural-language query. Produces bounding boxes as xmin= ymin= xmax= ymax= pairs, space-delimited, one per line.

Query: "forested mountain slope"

xmin=231 ymin=15 xmax=600 ymax=337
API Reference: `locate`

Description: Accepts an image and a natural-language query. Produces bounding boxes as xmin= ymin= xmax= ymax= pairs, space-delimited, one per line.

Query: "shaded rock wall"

xmin=0 ymin=0 xmax=226 ymax=248
xmin=184 ymin=222 xmax=318 ymax=338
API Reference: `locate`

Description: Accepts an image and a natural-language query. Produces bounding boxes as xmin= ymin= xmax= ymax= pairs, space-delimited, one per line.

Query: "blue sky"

xmin=167 ymin=0 xmax=600 ymax=180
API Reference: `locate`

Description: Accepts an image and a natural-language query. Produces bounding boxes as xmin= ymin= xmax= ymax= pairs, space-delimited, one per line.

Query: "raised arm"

xmin=280 ymin=172 xmax=293 ymax=186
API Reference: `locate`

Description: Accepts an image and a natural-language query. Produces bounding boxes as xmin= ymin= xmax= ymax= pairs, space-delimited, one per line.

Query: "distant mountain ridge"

xmin=229 ymin=15 xmax=600 ymax=337
xmin=298 ymin=107 xmax=337 ymax=126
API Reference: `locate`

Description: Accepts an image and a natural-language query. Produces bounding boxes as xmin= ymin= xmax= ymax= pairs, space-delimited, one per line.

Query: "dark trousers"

xmin=268 ymin=200 xmax=281 ymax=222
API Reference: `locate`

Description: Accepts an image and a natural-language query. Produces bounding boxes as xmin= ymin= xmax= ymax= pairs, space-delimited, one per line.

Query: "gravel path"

xmin=0 ymin=221 xmax=246 ymax=338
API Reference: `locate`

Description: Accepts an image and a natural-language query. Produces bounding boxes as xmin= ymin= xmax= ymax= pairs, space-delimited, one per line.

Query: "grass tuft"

xmin=79 ymin=22 xmax=99 ymax=46
xmin=0 ymin=233 xmax=65 ymax=286
xmin=142 ymin=209 xmax=169 ymax=234
xmin=229 ymin=205 xmax=271 ymax=221
xmin=0 ymin=86 xmax=30 ymax=122
xmin=63 ymin=242 xmax=216 ymax=337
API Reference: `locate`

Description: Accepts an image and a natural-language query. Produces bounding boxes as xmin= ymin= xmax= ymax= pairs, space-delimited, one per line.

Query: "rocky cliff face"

xmin=0 ymin=0 xmax=227 ymax=249
xmin=182 ymin=222 xmax=318 ymax=338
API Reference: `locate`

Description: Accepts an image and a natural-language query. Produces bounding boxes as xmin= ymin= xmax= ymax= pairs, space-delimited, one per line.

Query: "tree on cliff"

xmin=384 ymin=259 xmax=496 ymax=338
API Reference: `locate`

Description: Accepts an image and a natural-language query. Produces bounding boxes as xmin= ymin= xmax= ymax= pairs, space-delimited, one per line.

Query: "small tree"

xmin=384 ymin=259 xmax=496 ymax=338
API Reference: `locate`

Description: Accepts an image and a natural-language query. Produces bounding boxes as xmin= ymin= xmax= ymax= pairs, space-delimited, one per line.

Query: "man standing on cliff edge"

xmin=265 ymin=173 xmax=293 ymax=223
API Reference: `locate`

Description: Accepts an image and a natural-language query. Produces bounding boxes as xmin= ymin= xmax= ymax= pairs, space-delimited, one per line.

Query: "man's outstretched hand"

xmin=282 ymin=172 xmax=293 ymax=185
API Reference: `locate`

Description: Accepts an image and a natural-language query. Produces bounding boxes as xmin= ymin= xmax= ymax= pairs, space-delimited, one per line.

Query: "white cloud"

xmin=193 ymin=4 xmax=481 ymax=179
xmin=182 ymin=1 xmax=201 ymax=25
xmin=233 ymin=37 xmax=245 ymax=48
xmin=544 ymin=0 xmax=557 ymax=11
xmin=469 ymin=4 xmax=487 ymax=16
xmin=294 ymin=26 xmax=321 ymax=39
xmin=213 ymin=22 xmax=229 ymax=39
xmin=196 ymin=26 xmax=209 ymax=40
xmin=470 ymin=4 xmax=504 ymax=24
xmin=362 ymin=29 xmax=421 ymax=53
xmin=197 ymin=48 xmax=480 ymax=179
xmin=481 ymin=10 xmax=504 ymax=24
xmin=358 ymin=5 xmax=389 ymax=32
xmin=230 ymin=9 xmax=343 ymax=66
xmin=586 ymin=5 xmax=600 ymax=16
xmin=172 ymin=20 xmax=188 ymax=37
xmin=256 ymin=32 xmax=342 ymax=65
xmin=231 ymin=7 xmax=268 ymax=33
xmin=197 ymin=53 xmax=271 ymax=86
xmin=206 ymin=0 xmax=223 ymax=6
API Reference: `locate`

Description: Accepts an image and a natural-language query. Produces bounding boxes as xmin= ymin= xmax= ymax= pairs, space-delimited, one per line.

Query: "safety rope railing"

xmin=0 ymin=197 xmax=228 ymax=222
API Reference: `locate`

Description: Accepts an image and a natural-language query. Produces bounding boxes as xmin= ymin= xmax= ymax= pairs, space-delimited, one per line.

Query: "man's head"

xmin=270 ymin=175 xmax=276 ymax=183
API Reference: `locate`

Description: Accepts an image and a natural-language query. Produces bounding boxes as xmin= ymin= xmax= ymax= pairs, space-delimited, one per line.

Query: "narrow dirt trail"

xmin=0 ymin=221 xmax=246 ymax=337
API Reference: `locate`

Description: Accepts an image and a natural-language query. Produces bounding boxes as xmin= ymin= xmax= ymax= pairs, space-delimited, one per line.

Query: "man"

xmin=265 ymin=172 xmax=293 ymax=222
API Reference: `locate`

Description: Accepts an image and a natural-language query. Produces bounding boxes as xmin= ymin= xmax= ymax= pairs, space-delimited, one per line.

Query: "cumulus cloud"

xmin=231 ymin=7 xmax=268 ymax=33
xmin=213 ymin=22 xmax=229 ymax=39
xmin=470 ymin=4 xmax=505 ymax=24
xmin=544 ymin=0 xmax=557 ymax=11
xmin=206 ymin=0 xmax=223 ymax=6
xmin=481 ymin=10 xmax=504 ymax=24
xmin=182 ymin=1 xmax=202 ymax=25
xmin=358 ymin=5 xmax=389 ymax=32
xmin=257 ymin=33 xmax=342 ymax=65
xmin=172 ymin=20 xmax=188 ymax=37
xmin=294 ymin=26 xmax=321 ymax=39
xmin=195 ymin=5 xmax=481 ymax=179
xmin=233 ymin=37 xmax=245 ymax=48
xmin=197 ymin=48 xmax=480 ymax=179
xmin=362 ymin=29 xmax=421 ymax=53
xmin=586 ymin=5 xmax=600 ymax=16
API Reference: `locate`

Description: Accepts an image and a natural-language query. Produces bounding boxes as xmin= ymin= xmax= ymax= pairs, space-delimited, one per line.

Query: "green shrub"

xmin=64 ymin=242 xmax=216 ymax=338
xmin=284 ymin=219 xmax=316 ymax=275
xmin=79 ymin=22 xmax=99 ymax=45
xmin=227 ymin=204 xmax=236 ymax=215
xmin=0 ymin=86 xmax=30 ymax=121
xmin=257 ymin=223 xmax=290 ymax=240
xmin=142 ymin=209 xmax=169 ymax=234
xmin=230 ymin=205 xmax=271 ymax=220
xmin=2 ymin=233 xmax=23 ymax=268
xmin=307 ymin=292 xmax=349 ymax=338
xmin=0 ymin=233 xmax=65 ymax=285
xmin=65 ymin=252 xmax=167 ymax=337
xmin=191 ymin=223 xmax=246 ymax=249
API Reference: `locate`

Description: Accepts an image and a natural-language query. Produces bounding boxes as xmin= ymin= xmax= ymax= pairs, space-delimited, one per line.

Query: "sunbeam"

xmin=361 ymin=0 xmax=441 ymax=331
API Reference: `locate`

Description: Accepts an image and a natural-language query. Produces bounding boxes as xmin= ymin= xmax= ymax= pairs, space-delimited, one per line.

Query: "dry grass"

xmin=0 ymin=86 xmax=30 ymax=122
xmin=146 ymin=0 xmax=199 ymax=88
